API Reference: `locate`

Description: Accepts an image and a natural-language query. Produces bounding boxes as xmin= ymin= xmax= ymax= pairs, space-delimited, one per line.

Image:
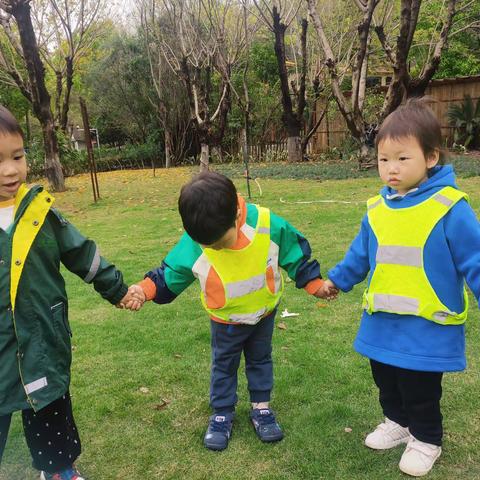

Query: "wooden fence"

xmin=249 ymin=139 xmax=312 ymax=161
xmin=311 ymin=75 xmax=480 ymax=152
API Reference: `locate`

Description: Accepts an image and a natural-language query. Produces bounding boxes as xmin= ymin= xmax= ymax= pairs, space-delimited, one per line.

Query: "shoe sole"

xmin=399 ymin=449 xmax=442 ymax=477
xmin=204 ymin=442 xmax=228 ymax=451
xmin=365 ymin=436 xmax=410 ymax=450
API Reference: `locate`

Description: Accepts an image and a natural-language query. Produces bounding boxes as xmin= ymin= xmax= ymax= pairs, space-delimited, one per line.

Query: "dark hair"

xmin=375 ymin=97 xmax=446 ymax=165
xmin=0 ymin=105 xmax=24 ymax=139
xmin=178 ymin=171 xmax=238 ymax=245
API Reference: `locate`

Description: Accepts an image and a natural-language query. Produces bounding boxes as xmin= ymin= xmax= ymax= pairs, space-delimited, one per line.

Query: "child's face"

xmin=377 ymin=135 xmax=439 ymax=195
xmin=0 ymin=133 xmax=26 ymax=201
xmin=202 ymin=208 xmax=241 ymax=250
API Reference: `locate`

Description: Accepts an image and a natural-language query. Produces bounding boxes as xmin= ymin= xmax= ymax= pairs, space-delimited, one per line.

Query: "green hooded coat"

xmin=0 ymin=184 xmax=127 ymax=415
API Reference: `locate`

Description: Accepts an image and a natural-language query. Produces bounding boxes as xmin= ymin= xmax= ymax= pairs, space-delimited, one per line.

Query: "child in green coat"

xmin=0 ymin=105 xmax=133 ymax=480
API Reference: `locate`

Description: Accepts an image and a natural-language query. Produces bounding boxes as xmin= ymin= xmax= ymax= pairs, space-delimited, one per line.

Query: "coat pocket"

xmin=51 ymin=302 xmax=72 ymax=338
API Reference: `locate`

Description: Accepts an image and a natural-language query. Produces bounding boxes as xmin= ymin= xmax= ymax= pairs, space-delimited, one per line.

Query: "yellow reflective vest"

xmin=201 ymin=206 xmax=283 ymax=324
xmin=363 ymin=186 xmax=469 ymax=325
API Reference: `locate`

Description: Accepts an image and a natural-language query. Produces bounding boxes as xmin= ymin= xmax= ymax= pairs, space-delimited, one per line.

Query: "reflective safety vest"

xmin=363 ymin=186 xmax=469 ymax=325
xmin=199 ymin=206 xmax=283 ymax=324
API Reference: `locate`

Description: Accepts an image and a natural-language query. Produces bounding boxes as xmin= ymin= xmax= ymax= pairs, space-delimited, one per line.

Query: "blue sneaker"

xmin=250 ymin=408 xmax=284 ymax=442
xmin=204 ymin=413 xmax=234 ymax=451
xmin=40 ymin=466 xmax=85 ymax=480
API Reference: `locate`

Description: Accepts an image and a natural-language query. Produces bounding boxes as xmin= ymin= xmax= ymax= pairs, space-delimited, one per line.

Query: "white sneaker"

xmin=399 ymin=436 xmax=442 ymax=477
xmin=364 ymin=417 xmax=410 ymax=449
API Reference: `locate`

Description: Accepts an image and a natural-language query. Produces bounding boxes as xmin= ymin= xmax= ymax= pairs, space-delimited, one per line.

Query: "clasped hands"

xmin=313 ymin=279 xmax=339 ymax=300
xmin=117 ymin=285 xmax=146 ymax=310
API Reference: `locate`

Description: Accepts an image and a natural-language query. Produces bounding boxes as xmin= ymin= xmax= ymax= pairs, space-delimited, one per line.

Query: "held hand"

xmin=118 ymin=285 xmax=146 ymax=311
xmin=313 ymin=279 xmax=339 ymax=300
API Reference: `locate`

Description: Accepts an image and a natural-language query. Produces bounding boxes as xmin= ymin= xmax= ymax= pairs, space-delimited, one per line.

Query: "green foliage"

xmin=250 ymin=37 xmax=279 ymax=84
xmin=81 ymin=31 xmax=159 ymax=145
xmin=448 ymin=95 xmax=480 ymax=149
xmin=411 ymin=0 xmax=480 ymax=79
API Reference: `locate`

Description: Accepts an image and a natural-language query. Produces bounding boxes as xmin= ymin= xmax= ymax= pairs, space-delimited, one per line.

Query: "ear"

xmin=236 ymin=208 xmax=241 ymax=220
xmin=426 ymin=149 xmax=440 ymax=169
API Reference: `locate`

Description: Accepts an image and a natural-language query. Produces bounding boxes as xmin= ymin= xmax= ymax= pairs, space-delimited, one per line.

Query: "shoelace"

xmin=209 ymin=419 xmax=231 ymax=434
xmin=255 ymin=411 xmax=276 ymax=426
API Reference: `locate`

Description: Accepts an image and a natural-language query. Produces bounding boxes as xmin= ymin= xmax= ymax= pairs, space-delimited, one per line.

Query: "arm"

xmin=50 ymin=209 xmax=128 ymax=305
xmin=136 ymin=233 xmax=200 ymax=305
xmin=444 ymin=200 xmax=480 ymax=305
xmin=270 ymin=211 xmax=323 ymax=294
xmin=327 ymin=214 xmax=371 ymax=292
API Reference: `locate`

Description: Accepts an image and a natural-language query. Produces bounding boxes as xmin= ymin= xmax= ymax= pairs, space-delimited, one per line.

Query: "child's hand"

xmin=119 ymin=285 xmax=146 ymax=311
xmin=314 ymin=279 xmax=339 ymax=300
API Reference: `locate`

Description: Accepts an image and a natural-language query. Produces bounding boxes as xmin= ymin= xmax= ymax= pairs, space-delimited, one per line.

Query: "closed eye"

xmin=378 ymin=157 xmax=388 ymax=162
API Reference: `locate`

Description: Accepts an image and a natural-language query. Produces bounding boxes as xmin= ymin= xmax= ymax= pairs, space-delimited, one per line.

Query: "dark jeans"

xmin=370 ymin=360 xmax=443 ymax=446
xmin=210 ymin=311 xmax=275 ymax=413
xmin=0 ymin=391 xmax=81 ymax=472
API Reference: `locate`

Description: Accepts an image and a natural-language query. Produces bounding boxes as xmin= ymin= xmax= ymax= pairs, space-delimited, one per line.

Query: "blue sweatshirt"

xmin=328 ymin=165 xmax=480 ymax=372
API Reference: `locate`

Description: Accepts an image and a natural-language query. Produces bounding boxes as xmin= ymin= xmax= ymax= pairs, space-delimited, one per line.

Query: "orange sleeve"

xmin=138 ymin=278 xmax=157 ymax=301
xmin=304 ymin=278 xmax=324 ymax=295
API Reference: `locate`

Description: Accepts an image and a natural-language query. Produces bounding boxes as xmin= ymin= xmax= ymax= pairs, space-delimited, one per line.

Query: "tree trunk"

xmin=10 ymin=0 xmax=65 ymax=191
xmin=200 ymin=143 xmax=209 ymax=171
xmin=287 ymin=136 xmax=302 ymax=162
xmin=60 ymin=56 xmax=74 ymax=132
xmin=41 ymin=119 xmax=64 ymax=191
xmin=165 ymin=128 xmax=171 ymax=168
xmin=358 ymin=142 xmax=375 ymax=169
xmin=25 ymin=109 xmax=31 ymax=147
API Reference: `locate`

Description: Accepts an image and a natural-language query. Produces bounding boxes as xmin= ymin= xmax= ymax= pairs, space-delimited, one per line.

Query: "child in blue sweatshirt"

xmin=324 ymin=99 xmax=480 ymax=477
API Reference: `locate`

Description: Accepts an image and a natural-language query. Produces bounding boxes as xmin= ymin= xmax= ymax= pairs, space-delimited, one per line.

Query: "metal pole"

xmin=80 ymin=97 xmax=100 ymax=202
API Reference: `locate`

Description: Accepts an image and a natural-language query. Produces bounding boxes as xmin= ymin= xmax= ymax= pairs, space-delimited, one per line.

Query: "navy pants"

xmin=370 ymin=360 xmax=443 ymax=446
xmin=0 ymin=391 xmax=81 ymax=472
xmin=210 ymin=311 xmax=275 ymax=413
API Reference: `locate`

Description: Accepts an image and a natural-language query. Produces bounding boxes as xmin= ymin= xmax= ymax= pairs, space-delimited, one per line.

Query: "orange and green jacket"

xmin=139 ymin=196 xmax=323 ymax=322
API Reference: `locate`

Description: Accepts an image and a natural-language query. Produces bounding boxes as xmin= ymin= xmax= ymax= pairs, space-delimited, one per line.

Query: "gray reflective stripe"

xmin=368 ymin=198 xmax=382 ymax=210
xmin=229 ymin=307 xmax=267 ymax=325
xmin=376 ymin=245 xmax=422 ymax=267
xmin=373 ymin=294 xmax=419 ymax=314
xmin=433 ymin=311 xmax=454 ymax=322
xmin=434 ymin=194 xmax=453 ymax=207
xmin=257 ymin=227 xmax=270 ymax=234
xmin=84 ymin=247 xmax=101 ymax=283
xmin=226 ymin=273 xmax=265 ymax=299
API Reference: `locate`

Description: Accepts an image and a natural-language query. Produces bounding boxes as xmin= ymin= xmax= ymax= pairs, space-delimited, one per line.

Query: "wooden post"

xmin=79 ymin=97 xmax=100 ymax=201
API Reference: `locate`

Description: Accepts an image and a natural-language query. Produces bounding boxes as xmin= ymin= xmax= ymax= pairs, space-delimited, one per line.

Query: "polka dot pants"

xmin=0 ymin=391 xmax=81 ymax=473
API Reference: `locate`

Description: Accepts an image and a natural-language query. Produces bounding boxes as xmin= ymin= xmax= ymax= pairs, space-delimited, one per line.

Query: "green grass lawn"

xmin=1 ymin=167 xmax=480 ymax=479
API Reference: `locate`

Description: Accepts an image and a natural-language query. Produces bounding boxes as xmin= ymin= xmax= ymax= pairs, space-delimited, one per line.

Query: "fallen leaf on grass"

xmin=281 ymin=346 xmax=289 ymax=351
xmin=174 ymin=354 xmax=182 ymax=359
xmin=281 ymin=308 xmax=299 ymax=318
xmin=344 ymin=427 xmax=352 ymax=433
xmin=277 ymin=322 xmax=287 ymax=330
xmin=139 ymin=387 xmax=150 ymax=394
xmin=153 ymin=399 xmax=170 ymax=410
xmin=316 ymin=302 xmax=327 ymax=308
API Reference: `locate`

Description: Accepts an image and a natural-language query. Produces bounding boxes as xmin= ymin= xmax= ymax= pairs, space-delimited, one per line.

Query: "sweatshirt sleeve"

xmin=444 ymin=200 xmax=480 ymax=306
xmin=50 ymin=209 xmax=128 ymax=305
xmin=328 ymin=214 xmax=371 ymax=292
xmin=270 ymin=211 xmax=322 ymax=290
xmin=144 ymin=232 xmax=200 ymax=304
